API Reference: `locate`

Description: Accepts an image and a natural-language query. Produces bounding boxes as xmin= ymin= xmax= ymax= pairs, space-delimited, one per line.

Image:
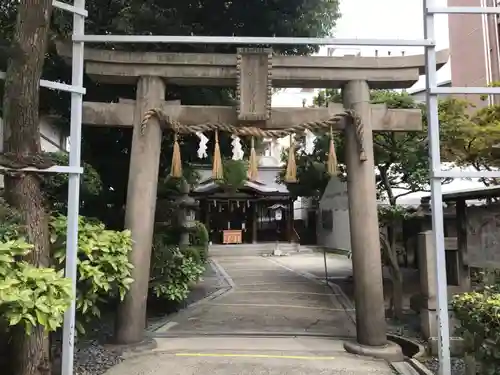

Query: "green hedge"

xmin=451 ymin=287 xmax=500 ymax=375
xmin=150 ymin=220 xmax=209 ymax=302
xmin=149 ymin=241 xmax=204 ymax=302
xmin=189 ymin=221 xmax=209 ymax=263
xmin=0 ymin=200 xmax=133 ymax=335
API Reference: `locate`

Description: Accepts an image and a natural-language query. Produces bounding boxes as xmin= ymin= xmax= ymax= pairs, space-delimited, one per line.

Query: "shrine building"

xmin=192 ymin=138 xmax=299 ymax=245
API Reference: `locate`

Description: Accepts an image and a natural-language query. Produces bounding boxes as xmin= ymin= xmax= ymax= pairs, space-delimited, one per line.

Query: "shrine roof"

xmin=193 ymin=165 xmax=289 ymax=196
xmin=193 ymin=177 xmax=289 ymax=196
xmin=421 ymin=185 xmax=500 ymax=203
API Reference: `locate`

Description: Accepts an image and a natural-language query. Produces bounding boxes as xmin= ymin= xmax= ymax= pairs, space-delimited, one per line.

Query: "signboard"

xmin=223 ymin=230 xmax=243 ymax=244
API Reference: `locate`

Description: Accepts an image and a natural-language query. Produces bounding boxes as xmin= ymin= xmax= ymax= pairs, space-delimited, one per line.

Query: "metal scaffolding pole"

xmin=60 ymin=0 xmax=85 ymax=374
xmin=423 ymin=1 xmax=451 ymax=373
xmin=424 ymin=3 xmax=500 ymax=375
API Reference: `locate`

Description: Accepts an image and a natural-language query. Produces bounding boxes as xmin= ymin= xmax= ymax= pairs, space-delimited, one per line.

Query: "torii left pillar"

xmin=115 ymin=76 xmax=165 ymax=344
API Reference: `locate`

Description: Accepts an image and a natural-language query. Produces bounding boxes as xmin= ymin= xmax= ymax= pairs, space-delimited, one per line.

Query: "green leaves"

xmin=439 ymin=97 xmax=500 ymax=183
xmin=149 ymin=245 xmax=205 ymax=302
xmin=452 ymin=289 xmax=500 ymax=374
xmin=0 ymin=208 xmax=133 ymax=335
xmin=41 ymin=152 xmax=103 ymax=214
xmin=218 ymin=159 xmax=248 ymax=191
xmin=150 ymin=224 xmax=208 ymax=302
xmin=0 ymin=236 xmax=72 ymax=334
xmin=50 ymin=214 xmax=134 ymax=332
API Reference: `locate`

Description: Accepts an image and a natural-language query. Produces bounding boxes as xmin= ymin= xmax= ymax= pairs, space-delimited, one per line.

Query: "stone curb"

xmin=406 ymin=358 xmax=435 ymax=375
xmin=146 ymin=259 xmax=234 ymax=333
xmin=152 ymin=331 xmax=353 ymax=339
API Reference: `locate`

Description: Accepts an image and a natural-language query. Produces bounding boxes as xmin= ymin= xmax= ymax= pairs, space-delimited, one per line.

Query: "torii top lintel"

xmin=56 ymin=43 xmax=449 ymax=90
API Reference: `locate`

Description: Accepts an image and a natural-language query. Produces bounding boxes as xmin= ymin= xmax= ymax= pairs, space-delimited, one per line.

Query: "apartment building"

xmin=448 ymin=0 xmax=500 ymax=106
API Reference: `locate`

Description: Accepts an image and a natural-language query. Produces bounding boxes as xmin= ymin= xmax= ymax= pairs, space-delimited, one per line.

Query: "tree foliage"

xmin=286 ymin=89 xmax=500 ymax=200
xmin=41 ymin=152 xmax=103 ymax=214
xmin=282 ymin=89 xmax=430 ymax=203
xmin=439 ymin=97 xmax=500 ymax=184
xmin=4 ymin=0 xmax=343 ymax=228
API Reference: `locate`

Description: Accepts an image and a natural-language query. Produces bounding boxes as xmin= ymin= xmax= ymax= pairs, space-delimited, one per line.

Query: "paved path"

xmin=105 ymin=252 xmax=400 ymax=375
xmin=155 ymin=255 xmax=356 ymax=337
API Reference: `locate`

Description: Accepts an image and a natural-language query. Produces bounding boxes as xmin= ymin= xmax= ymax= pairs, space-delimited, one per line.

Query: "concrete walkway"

xmin=105 ymin=252 xmax=401 ymax=375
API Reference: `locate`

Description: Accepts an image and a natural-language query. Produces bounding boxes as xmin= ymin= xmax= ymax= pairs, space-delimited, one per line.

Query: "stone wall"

xmin=317 ymin=176 xmax=351 ymax=252
xmin=466 ymin=203 xmax=500 ymax=269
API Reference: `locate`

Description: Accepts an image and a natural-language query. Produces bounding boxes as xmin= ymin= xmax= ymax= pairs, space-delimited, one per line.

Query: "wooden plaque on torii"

xmin=236 ymin=47 xmax=273 ymax=123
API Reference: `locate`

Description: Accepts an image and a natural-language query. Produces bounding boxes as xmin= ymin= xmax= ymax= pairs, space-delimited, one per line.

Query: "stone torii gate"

xmin=62 ymin=44 xmax=448 ymax=358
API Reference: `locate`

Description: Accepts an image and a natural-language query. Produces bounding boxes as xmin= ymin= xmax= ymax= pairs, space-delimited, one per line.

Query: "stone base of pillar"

xmin=343 ymin=340 xmax=404 ymax=362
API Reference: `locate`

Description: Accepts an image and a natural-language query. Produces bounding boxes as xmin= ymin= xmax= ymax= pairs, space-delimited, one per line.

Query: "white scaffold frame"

xmin=1 ymin=1 xmax=499 ymax=375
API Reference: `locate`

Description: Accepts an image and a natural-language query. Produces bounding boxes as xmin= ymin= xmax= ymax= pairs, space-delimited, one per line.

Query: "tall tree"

xmin=281 ymin=90 xmax=429 ymax=201
xmin=2 ymin=2 xmax=54 ymax=375
xmin=439 ymin=97 xmax=500 ymax=185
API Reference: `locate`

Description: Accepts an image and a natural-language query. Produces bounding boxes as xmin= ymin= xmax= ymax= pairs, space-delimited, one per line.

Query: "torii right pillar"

xmin=342 ymin=80 xmax=403 ymax=361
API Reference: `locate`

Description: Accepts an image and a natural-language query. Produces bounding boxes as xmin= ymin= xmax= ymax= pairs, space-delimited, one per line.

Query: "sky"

xmin=270 ymin=0 xmax=488 ymax=203
xmin=272 ymin=0 xmax=451 ymax=107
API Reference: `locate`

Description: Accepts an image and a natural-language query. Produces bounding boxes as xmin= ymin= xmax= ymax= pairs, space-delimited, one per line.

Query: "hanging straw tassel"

xmin=170 ymin=133 xmax=183 ymax=178
xmin=327 ymin=126 xmax=338 ymax=176
xmin=247 ymin=137 xmax=258 ymax=181
xmin=212 ymin=130 xmax=224 ymax=180
xmin=284 ymin=134 xmax=297 ymax=183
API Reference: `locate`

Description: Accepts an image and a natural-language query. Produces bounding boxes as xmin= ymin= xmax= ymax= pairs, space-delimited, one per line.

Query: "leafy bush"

xmin=41 ymin=152 xmax=103 ymax=213
xmin=50 ymin=215 xmax=133 ymax=331
xmin=451 ymin=288 xmax=500 ymax=374
xmin=0 ymin=240 xmax=72 ymax=333
xmin=0 ymin=199 xmax=72 ymax=333
xmin=150 ymin=233 xmax=204 ymax=302
xmin=189 ymin=221 xmax=209 ymax=263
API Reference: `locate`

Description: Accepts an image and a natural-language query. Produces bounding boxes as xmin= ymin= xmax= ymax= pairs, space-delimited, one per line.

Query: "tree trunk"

xmin=2 ymin=0 xmax=54 ymax=375
xmin=389 ymin=263 xmax=404 ymax=321
xmin=380 ymin=230 xmax=404 ymax=321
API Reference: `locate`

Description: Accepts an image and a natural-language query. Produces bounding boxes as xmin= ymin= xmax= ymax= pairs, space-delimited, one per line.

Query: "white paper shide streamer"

xmin=196 ymin=131 xmax=209 ymax=159
xmin=304 ymin=129 xmax=315 ymax=155
xmin=231 ymin=135 xmax=244 ymax=160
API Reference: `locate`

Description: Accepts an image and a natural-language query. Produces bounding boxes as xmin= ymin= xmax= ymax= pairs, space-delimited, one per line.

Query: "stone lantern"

xmin=176 ymin=178 xmax=199 ymax=246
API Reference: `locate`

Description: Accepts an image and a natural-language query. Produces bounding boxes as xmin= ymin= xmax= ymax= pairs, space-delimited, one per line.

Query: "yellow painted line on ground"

xmin=175 ymin=353 xmax=336 ymax=360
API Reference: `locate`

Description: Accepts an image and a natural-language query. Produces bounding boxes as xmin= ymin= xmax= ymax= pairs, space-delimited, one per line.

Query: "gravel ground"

xmin=73 ymin=320 xmax=123 ymax=375
xmin=385 ymin=312 xmax=465 ymax=375
xmin=69 ymin=262 xmax=225 ymax=375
